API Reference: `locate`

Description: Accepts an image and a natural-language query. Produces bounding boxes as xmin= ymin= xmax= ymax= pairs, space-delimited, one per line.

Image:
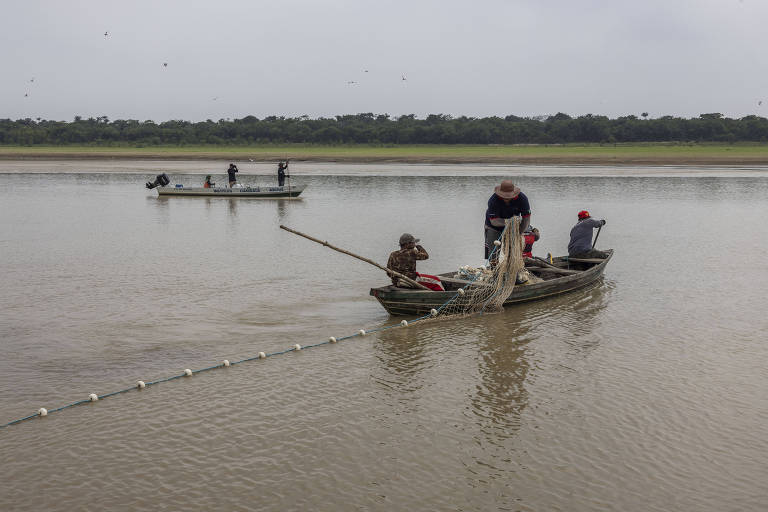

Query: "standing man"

xmin=484 ymin=180 xmax=531 ymax=264
xmin=277 ymin=160 xmax=288 ymax=187
xmin=227 ymin=163 xmax=239 ymax=188
xmin=568 ymin=210 xmax=608 ymax=258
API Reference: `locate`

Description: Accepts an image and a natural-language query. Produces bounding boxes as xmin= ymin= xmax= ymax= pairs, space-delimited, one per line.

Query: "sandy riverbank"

xmin=2 ymin=145 xmax=768 ymax=166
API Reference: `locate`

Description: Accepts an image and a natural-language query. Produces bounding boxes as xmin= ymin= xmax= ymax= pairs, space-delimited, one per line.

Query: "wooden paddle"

xmin=279 ymin=225 xmax=431 ymax=290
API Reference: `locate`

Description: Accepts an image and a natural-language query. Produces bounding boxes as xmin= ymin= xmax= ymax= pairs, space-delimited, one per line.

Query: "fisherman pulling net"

xmin=436 ymin=216 xmax=525 ymax=317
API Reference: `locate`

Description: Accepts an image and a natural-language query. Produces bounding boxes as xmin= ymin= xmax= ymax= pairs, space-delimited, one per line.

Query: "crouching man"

xmin=568 ymin=210 xmax=609 ymax=259
xmin=386 ymin=233 xmax=444 ymax=290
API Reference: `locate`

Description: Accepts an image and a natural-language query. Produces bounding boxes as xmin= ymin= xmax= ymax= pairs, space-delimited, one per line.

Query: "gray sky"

xmin=2 ymin=0 xmax=767 ymax=121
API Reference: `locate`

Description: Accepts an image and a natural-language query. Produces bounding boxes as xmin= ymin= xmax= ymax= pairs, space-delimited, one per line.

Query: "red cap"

xmin=578 ymin=210 xmax=590 ymax=219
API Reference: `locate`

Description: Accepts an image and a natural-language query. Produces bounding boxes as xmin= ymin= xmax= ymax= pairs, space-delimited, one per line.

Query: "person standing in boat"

xmin=386 ymin=233 xmax=443 ymax=290
xmin=485 ymin=180 xmax=531 ymax=265
xmin=227 ymin=163 xmax=239 ymax=188
xmin=277 ymin=160 xmax=289 ymax=187
xmin=568 ymin=210 xmax=608 ymax=259
xmin=203 ymin=175 xmax=215 ymax=188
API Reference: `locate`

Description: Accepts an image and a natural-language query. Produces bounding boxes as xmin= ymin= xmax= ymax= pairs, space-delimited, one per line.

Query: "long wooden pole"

xmin=279 ymin=225 xmax=431 ymax=290
xmin=592 ymin=225 xmax=602 ymax=249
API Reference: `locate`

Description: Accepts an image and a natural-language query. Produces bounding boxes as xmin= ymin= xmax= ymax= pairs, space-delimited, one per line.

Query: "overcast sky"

xmin=2 ymin=0 xmax=767 ymax=122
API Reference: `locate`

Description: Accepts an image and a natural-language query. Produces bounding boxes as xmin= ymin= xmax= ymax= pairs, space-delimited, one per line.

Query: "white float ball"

xmin=258 ymin=352 xmax=266 ymax=359
xmin=137 ymin=380 xmax=146 ymax=389
xmin=329 ymin=336 xmax=337 ymax=343
xmin=294 ymin=344 xmax=302 ymax=351
xmin=400 ymin=320 xmax=408 ymax=327
xmin=430 ymin=309 xmax=438 ymax=316
xmin=223 ymin=360 xmax=230 ymax=367
xmin=457 ymin=288 xmax=465 ymax=295
xmin=38 ymin=408 xmax=48 ymax=417
xmin=359 ymin=329 xmax=366 ymax=336
xmin=493 ymin=240 xmax=502 ymax=246
xmin=89 ymin=393 xmax=99 ymax=402
xmin=184 ymin=369 xmax=192 ymax=376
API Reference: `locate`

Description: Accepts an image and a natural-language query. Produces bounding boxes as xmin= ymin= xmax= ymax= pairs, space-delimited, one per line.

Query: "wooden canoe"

xmin=369 ymin=250 xmax=613 ymax=316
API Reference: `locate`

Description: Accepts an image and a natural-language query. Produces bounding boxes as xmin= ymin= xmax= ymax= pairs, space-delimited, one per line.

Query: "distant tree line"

xmin=2 ymin=112 xmax=768 ymax=145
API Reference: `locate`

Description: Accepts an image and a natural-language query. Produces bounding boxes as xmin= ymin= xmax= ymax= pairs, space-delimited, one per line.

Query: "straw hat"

xmin=494 ymin=180 xmax=521 ymax=200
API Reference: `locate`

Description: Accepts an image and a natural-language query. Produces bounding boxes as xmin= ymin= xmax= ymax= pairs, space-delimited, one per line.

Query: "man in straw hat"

xmin=568 ymin=210 xmax=608 ymax=259
xmin=484 ymin=180 xmax=531 ymax=265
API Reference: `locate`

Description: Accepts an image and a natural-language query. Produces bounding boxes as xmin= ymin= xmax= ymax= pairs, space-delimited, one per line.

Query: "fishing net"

xmin=436 ymin=217 xmax=525 ymax=317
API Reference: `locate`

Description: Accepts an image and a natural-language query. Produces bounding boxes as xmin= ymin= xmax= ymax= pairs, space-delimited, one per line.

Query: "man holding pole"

xmin=277 ymin=160 xmax=289 ymax=187
xmin=568 ymin=210 xmax=608 ymax=259
xmin=386 ymin=234 xmax=443 ymax=290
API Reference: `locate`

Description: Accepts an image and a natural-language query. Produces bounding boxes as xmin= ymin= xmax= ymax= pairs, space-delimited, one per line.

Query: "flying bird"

xmin=29 ymin=77 xmax=35 ymax=83
xmin=759 ymin=100 xmax=763 ymax=106
xmin=24 ymin=93 xmax=28 ymax=97
xmin=104 ymin=31 xmax=109 ymax=37
xmin=401 ymin=75 xmax=407 ymax=81
xmin=347 ymin=80 xmax=357 ymax=85
xmin=163 ymin=62 xmax=168 ymax=67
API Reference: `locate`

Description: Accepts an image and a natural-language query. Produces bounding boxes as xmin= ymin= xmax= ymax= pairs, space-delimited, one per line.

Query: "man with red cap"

xmin=568 ymin=210 xmax=608 ymax=259
xmin=484 ymin=180 xmax=531 ymax=264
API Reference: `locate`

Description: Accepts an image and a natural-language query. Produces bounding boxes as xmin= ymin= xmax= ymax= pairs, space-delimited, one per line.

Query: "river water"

xmin=1 ymin=161 xmax=767 ymax=511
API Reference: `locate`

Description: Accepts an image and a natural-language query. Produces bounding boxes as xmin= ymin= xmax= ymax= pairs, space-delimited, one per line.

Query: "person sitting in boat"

xmin=522 ymin=227 xmax=540 ymax=258
xmin=277 ymin=160 xmax=289 ymax=187
xmin=227 ymin=163 xmax=239 ymax=188
xmin=568 ymin=210 xmax=608 ymax=259
xmin=485 ymin=180 xmax=531 ymax=266
xmin=386 ymin=234 xmax=444 ymax=290
xmin=203 ymin=175 xmax=215 ymax=188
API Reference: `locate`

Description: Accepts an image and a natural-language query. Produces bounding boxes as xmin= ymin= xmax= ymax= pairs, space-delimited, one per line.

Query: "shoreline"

xmin=2 ymin=146 xmax=768 ymax=166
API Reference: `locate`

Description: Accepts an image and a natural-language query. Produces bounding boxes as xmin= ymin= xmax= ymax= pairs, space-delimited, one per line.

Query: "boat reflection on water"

xmin=370 ymin=281 xmax=612 ymax=444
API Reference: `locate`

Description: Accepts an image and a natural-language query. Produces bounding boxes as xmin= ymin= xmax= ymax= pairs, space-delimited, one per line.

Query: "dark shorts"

xmin=484 ymin=226 xmax=503 ymax=260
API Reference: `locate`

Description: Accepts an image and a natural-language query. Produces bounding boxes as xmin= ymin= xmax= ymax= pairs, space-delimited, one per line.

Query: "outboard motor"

xmin=146 ymin=173 xmax=170 ymax=189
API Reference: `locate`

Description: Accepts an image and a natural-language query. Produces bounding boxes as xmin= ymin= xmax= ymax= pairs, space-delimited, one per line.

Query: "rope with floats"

xmin=0 ymin=309 xmax=450 ymax=429
xmin=1 ymin=226 xmax=512 ymax=430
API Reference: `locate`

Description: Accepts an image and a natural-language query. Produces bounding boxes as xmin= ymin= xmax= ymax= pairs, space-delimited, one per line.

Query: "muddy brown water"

xmin=1 ymin=161 xmax=767 ymax=511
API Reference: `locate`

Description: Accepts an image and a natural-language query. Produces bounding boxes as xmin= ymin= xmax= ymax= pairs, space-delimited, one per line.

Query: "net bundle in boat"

xmin=437 ymin=217 xmax=525 ymax=317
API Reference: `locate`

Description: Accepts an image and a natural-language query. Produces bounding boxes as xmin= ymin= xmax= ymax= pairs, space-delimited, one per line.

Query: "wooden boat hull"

xmin=369 ymin=250 xmax=613 ymax=316
xmin=157 ymin=185 xmax=304 ymax=198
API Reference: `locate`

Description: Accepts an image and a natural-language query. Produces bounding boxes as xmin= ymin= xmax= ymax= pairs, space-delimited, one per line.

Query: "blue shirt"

xmin=484 ymin=192 xmax=531 ymax=229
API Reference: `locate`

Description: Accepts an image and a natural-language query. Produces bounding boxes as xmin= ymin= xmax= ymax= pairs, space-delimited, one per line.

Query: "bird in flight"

xmin=401 ymin=75 xmax=407 ymax=81
xmin=29 ymin=77 xmax=34 ymax=83
xmin=104 ymin=31 xmax=109 ymax=37
xmin=212 ymin=97 xmax=218 ymax=101
xmin=163 ymin=62 xmax=168 ymax=67
xmin=347 ymin=80 xmax=357 ymax=85
xmin=24 ymin=93 xmax=29 ymax=97
xmin=759 ymin=100 xmax=763 ymax=106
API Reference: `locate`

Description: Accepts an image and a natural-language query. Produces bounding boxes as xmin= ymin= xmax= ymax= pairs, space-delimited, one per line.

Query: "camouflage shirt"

xmin=386 ymin=245 xmax=429 ymax=285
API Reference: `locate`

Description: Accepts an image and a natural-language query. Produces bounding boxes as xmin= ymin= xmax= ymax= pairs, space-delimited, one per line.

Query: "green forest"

xmin=2 ymin=112 xmax=768 ymax=146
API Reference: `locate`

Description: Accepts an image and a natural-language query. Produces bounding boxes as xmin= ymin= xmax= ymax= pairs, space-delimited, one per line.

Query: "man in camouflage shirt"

xmin=386 ymin=233 xmax=429 ymax=287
